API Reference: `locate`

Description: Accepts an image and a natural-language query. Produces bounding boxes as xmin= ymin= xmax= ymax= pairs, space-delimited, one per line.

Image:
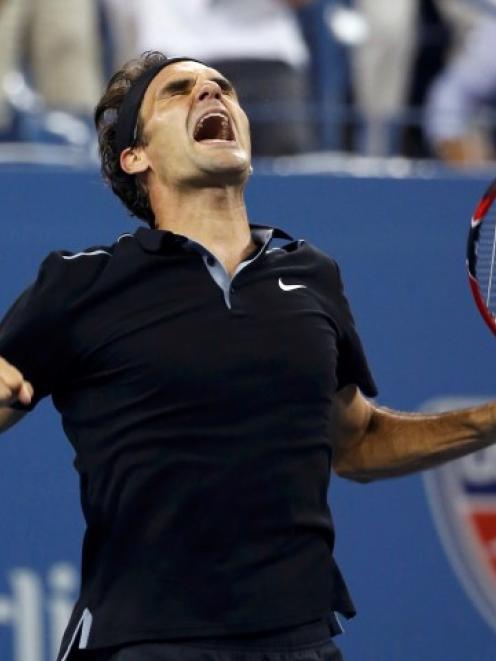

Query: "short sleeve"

xmin=0 ymin=252 xmax=67 ymax=411
xmin=332 ymin=262 xmax=378 ymax=398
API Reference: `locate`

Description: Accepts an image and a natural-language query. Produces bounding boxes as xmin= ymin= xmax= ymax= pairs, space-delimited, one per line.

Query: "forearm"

xmin=335 ymin=402 xmax=496 ymax=482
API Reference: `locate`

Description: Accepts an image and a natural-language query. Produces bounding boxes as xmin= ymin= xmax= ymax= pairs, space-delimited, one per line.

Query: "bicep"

xmin=0 ymin=406 xmax=28 ymax=434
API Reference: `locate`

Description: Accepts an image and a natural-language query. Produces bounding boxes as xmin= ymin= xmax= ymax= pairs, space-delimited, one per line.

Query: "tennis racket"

xmin=467 ymin=178 xmax=496 ymax=335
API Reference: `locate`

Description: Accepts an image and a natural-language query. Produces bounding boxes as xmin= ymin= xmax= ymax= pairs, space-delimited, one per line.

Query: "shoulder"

xmin=300 ymin=240 xmax=339 ymax=272
xmin=29 ymin=233 xmax=137 ymax=305
xmin=53 ymin=232 xmax=135 ymax=264
xmin=0 ymin=233 xmax=138 ymax=343
xmin=276 ymin=237 xmax=341 ymax=281
xmin=39 ymin=232 xmax=135 ymax=278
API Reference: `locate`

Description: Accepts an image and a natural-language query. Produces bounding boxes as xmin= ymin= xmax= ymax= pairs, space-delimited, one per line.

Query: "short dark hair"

xmin=94 ymin=51 xmax=169 ymax=228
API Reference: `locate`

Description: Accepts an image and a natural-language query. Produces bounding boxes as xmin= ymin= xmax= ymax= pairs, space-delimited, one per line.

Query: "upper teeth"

xmin=194 ymin=112 xmax=230 ymax=137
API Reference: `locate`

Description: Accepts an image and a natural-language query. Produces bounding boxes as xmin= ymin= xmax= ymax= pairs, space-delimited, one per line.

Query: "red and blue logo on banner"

xmin=423 ymin=396 xmax=496 ymax=632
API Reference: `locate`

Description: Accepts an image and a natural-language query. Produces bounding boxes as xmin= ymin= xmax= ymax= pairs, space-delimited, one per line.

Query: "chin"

xmin=199 ymin=154 xmax=250 ymax=182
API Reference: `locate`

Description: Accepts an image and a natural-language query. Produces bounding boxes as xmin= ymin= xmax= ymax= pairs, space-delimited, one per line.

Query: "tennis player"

xmin=1 ymin=52 xmax=496 ymax=661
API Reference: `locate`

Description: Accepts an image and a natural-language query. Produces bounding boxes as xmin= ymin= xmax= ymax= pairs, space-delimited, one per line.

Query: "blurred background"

xmin=1 ymin=0 xmax=496 ymax=167
xmin=1 ymin=1 xmax=496 ymax=661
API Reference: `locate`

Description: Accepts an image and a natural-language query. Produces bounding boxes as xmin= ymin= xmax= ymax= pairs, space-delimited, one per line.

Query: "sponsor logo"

xmin=0 ymin=563 xmax=78 ymax=661
xmin=422 ymin=395 xmax=496 ymax=633
xmin=278 ymin=278 xmax=306 ymax=292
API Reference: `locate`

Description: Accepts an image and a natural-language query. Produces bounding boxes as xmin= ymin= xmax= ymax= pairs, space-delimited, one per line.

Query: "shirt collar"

xmin=134 ymin=224 xmax=293 ymax=254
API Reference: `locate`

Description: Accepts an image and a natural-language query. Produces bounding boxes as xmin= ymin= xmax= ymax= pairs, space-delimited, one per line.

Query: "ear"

xmin=120 ymin=146 xmax=149 ymax=176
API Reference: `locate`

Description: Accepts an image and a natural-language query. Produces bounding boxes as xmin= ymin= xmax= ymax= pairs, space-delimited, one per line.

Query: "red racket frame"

xmin=467 ymin=179 xmax=496 ymax=336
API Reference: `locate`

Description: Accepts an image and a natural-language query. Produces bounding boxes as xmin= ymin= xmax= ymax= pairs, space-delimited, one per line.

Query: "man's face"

xmin=136 ymin=61 xmax=251 ymax=187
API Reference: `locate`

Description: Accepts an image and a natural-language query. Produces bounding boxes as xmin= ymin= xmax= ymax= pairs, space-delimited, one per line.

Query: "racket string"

xmin=487 ymin=211 xmax=496 ymax=307
xmin=476 ymin=207 xmax=496 ymax=314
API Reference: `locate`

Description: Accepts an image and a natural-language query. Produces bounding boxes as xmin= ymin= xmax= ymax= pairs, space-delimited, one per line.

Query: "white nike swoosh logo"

xmin=278 ymin=278 xmax=307 ymax=291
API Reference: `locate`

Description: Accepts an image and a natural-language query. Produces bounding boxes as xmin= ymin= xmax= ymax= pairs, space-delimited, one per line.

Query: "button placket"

xmin=189 ymin=229 xmax=274 ymax=310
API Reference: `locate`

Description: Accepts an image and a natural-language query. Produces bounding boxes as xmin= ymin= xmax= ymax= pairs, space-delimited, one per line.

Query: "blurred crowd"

xmin=0 ymin=0 xmax=495 ymax=166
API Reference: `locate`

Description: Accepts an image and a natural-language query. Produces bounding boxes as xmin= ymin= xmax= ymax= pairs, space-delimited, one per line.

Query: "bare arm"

xmin=0 ymin=355 xmax=33 ymax=434
xmin=331 ymin=384 xmax=496 ymax=483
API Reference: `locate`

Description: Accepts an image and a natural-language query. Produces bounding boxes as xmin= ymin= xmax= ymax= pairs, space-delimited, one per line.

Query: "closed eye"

xmin=156 ymin=76 xmax=236 ymax=100
xmin=157 ymin=78 xmax=194 ymax=99
xmin=213 ymin=77 xmax=235 ymax=95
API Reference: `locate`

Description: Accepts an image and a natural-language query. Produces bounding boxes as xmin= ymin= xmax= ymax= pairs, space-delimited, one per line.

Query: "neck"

xmin=151 ymin=184 xmax=254 ymax=268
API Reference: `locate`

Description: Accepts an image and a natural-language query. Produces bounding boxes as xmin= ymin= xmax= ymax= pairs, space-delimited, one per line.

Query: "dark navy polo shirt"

xmin=0 ymin=224 xmax=377 ymax=657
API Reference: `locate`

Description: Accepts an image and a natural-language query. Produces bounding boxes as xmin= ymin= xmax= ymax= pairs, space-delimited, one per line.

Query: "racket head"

xmin=467 ymin=178 xmax=496 ymax=336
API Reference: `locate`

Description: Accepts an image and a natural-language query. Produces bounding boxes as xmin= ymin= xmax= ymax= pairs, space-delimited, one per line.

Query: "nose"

xmin=196 ymin=80 xmax=222 ymax=103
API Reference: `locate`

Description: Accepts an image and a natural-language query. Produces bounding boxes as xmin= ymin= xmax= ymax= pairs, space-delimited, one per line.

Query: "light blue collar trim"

xmin=184 ymin=228 xmax=274 ymax=309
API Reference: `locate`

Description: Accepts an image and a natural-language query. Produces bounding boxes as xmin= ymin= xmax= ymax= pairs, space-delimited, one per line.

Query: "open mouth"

xmin=193 ymin=112 xmax=235 ymax=143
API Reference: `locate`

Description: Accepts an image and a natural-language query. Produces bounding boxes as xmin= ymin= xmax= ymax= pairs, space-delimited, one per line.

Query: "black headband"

xmin=115 ymin=57 xmax=204 ymax=158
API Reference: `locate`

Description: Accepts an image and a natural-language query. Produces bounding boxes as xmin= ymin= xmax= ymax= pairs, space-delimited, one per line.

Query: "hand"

xmin=0 ymin=356 xmax=33 ymax=406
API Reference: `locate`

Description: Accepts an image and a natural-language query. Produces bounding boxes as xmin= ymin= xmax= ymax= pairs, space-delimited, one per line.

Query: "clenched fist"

xmin=0 ymin=356 xmax=33 ymax=406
